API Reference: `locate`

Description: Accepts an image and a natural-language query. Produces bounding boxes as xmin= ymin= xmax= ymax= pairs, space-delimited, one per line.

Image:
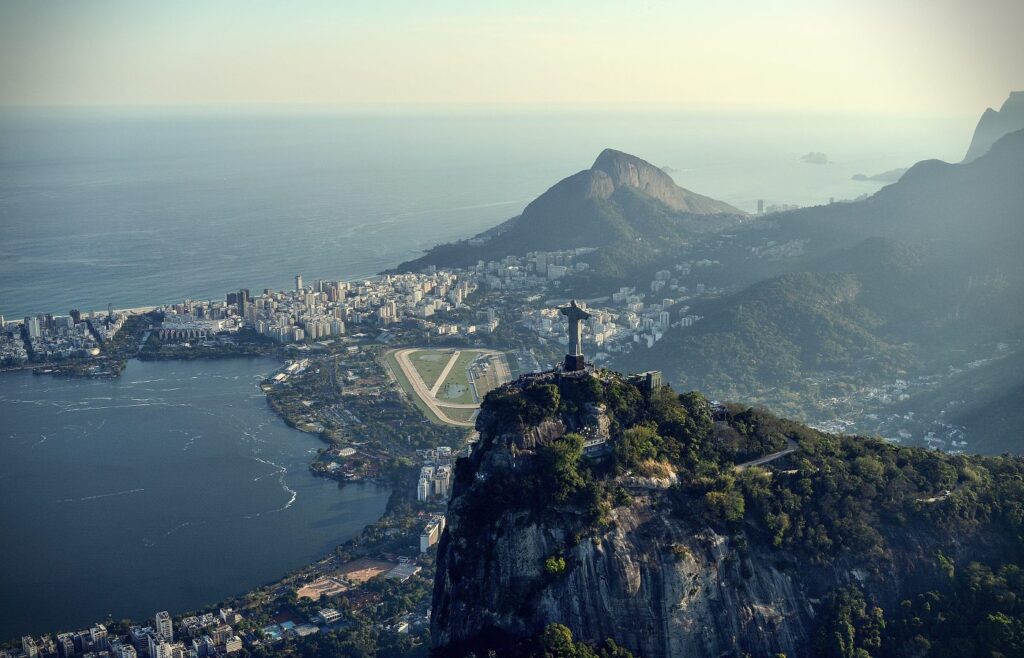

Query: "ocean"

xmin=0 ymin=109 xmax=971 ymax=319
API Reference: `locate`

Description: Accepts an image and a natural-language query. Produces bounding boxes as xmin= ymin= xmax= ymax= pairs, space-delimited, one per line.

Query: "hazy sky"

xmin=0 ymin=0 xmax=1020 ymax=114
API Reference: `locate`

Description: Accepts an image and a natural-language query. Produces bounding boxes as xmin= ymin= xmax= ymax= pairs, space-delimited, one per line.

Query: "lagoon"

xmin=0 ymin=357 xmax=390 ymax=640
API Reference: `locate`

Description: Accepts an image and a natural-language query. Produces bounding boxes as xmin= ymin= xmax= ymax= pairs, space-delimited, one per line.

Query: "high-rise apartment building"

xmin=155 ymin=611 xmax=173 ymax=642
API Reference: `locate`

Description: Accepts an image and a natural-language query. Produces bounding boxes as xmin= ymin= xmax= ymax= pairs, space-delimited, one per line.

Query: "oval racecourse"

xmin=384 ymin=348 xmax=512 ymax=427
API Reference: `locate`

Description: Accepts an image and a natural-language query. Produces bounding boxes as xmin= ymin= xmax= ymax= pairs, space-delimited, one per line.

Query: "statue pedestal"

xmin=563 ymin=354 xmax=586 ymax=372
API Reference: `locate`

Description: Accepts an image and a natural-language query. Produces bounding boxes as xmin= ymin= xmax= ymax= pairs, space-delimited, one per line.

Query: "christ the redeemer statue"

xmin=559 ymin=300 xmax=591 ymax=372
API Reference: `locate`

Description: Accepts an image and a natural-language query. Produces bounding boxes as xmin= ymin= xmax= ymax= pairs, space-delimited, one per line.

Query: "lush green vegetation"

xmin=813 ymin=586 xmax=885 ymax=658
xmin=879 ymin=561 xmax=1024 ymax=657
xmin=469 ymin=375 xmax=797 ymax=540
xmin=480 ymin=382 xmax=563 ymax=432
xmin=543 ymin=555 xmax=567 ymax=577
xmin=812 ymin=562 xmax=1024 ymax=658
xmin=453 ymin=368 xmax=1024 ymax=656
xmin=524 ymin=624 xmax=634 ymax=658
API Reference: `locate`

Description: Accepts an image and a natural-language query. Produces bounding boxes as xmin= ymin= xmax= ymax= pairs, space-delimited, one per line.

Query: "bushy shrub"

xmin=544 ymin=555 xmax=567 ymax=576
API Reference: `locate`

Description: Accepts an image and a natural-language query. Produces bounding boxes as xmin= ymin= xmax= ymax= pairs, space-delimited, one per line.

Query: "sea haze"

xmin=0 ymin=358 xmax=390 ymax=639
xmin=0 ymin=109 xmax=967 ymax=319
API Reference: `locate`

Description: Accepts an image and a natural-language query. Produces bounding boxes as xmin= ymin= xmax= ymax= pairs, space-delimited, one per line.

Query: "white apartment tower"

xmin=155 ymin=611 xmax=173 ymax=642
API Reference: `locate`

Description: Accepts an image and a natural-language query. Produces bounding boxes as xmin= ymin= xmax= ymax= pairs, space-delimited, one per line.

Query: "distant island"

xmin=799 ymin=151 xmax=830 ymax=165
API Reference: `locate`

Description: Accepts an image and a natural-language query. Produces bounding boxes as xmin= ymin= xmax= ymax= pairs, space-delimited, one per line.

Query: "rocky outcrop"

xmin=433 ymin=486 xmax=822 ymax=657
xmin=590 ymin=148 xmax=742 ymax=215
xmin=431 ymin=372 xmax=961 ymax=657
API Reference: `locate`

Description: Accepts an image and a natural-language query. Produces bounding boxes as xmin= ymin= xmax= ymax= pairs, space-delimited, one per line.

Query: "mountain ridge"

xmin=394 ymin=149 xmax=744 ymax=271
xmin=963 ymin=90 xmax=1024 ymax=162
xmin=609 ymin=128 xmax=1024 ymax=430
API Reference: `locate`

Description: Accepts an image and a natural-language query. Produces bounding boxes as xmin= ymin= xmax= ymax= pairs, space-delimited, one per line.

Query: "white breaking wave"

xmin=244 ymin=455 xmax=298 ymax=518
xmin=60 ymin=402 xmax=191 ymax=413
xmin=57 ymin=487 xmax=145 ymax=503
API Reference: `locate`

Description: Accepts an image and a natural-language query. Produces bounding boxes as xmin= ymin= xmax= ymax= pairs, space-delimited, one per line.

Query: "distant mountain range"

xmin=395 ymin=149 xmax=745 ymax=271
xmin=963 ymin=90 xmax=1024 ymax=162
xmin=621 ymin=128 xmax=1024 ymax=442
xmin=392 ymin=113 xmax=1024 ymax=452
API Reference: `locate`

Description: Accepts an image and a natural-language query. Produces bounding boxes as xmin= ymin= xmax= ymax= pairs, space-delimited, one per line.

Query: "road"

xmin=734 ymin=439 xmax=799 ymax=471
xmin=730 ymin=441 xmax=960 ymax=506
xmin=430 ymin=350 xmax=461 ymax=397
xmin=917 ymin=485 xmax=965 ymax=504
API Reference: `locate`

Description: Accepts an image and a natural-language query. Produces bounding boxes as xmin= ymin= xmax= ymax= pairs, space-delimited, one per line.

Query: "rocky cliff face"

xmin=431 ymin=371 xmax=1007 ymax=657
xmin=590 ymin=148 xmax=740 ymax=215
xmin=433 ymin=482 xmax=825 ymax=657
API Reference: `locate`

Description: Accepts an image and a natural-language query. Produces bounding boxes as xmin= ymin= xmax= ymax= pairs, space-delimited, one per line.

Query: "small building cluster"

xmin=460 ymin=248 xmax=595 ymax=292
xmin=8 ymin=609 xmax=245 ymax=658
xmin=88 ymin=312 xmax=127 ymax=344
xmin=520 ymin=261 xmax=715 ymax=357
xmin=415 ymin=446 xmax=454 ymax=502
xmin=0 ymin=306 xmax=133 ymax=365
xmin=1 ymin=311 xmax=114 ymax=363
xmin=0 ymin=316 xmax=29 ymax=365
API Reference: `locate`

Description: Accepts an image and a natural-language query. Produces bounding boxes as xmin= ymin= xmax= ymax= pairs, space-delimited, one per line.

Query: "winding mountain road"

xmin=734 ymin=439 xmax=799 ymax=471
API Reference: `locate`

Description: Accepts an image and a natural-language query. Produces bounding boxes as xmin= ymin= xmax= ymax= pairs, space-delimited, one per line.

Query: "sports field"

xmin=385 ymin=348 xmax=511 ymax=427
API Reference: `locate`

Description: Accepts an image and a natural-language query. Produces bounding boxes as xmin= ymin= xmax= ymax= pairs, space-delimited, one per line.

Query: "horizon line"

xmin=0 ymin=101 xmax=979 ymax=121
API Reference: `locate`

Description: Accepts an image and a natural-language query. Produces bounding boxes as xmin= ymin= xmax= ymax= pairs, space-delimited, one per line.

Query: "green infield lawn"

xmin=409 ymin=349 xmax=455 ymax=389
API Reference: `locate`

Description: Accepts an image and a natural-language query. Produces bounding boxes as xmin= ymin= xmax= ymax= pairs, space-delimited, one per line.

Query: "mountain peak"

xmin=591 ymin=148 xmax=674 ymax=194
xmin=1001 ymin=91 xmax=1024 ymax=110
xmin=963 ymin=90 xmax=1024 ymax=162
xmin=588 ymin=147 xmax=743 ymax=214
xmin=394 ymin=149 xmax=744 ymax=272
xmin=591 ymin=147 xmax=648 ymax=171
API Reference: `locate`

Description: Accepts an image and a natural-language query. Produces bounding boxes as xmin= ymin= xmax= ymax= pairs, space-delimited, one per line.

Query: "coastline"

xmin=1 ymin=338 xmax=461 ymax=643
xmin=0 ymin=357 xmax=396 ymax=641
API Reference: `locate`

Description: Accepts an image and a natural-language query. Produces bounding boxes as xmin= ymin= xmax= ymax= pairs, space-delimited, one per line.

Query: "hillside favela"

xmin=1 ymin=2 xmax=1023 ymax=658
